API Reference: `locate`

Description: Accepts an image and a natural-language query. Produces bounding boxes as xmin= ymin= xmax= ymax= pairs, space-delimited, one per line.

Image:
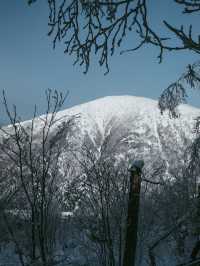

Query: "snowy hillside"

xmin=16 ymin=95 xmax=200 ymax=175
xmin=57 ymin=95 xmax=199 ymax=139
xmin=4 ymin=95 xmax=200 ymax=177
xmin=58 ymin=95 xmax=199 ymax=135
xmin=54 ymin=96 xmax=200 ymax=174
xmin=1 ymin=95 xmax=200 ymax=266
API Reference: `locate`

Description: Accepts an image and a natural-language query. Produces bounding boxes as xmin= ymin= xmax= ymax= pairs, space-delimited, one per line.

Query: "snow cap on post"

xmin=129 ymin=160 xmax=144 ymax=174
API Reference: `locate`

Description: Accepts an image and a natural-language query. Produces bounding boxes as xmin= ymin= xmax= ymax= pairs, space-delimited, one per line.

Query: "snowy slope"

xmin=18 ymin=95 xmax=199 ymax=137
xmin=4 ymin=95 xmax=200 ymax=176
xmin=56 ymin=95 xmax=199 ymax=167
xmin=1 ymin=96 xmax=199 ymax=266
xmin=57 ymin=95 xmax=199 ymax=137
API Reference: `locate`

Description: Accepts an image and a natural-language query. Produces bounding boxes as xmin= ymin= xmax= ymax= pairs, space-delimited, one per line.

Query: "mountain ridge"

xmin=3 ymin=95 xmax=199 ymax=177
xmin=52 ymin=95 xmax=198 ymax=141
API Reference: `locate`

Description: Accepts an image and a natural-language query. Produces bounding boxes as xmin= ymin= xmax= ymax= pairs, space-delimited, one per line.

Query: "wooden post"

xmin=123 ymin=160 xmax=144 ymax=266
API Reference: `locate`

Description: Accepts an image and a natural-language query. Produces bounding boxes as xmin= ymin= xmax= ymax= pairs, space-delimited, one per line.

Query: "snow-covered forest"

xmin=0 ymin=91 xmax=200 ymax=266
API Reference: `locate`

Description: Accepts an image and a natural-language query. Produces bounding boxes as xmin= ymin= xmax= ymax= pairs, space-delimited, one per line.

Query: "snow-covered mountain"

xmin=54 ymin=95 xmax=199 ymax=174
xmin=59 ymin=95 xmax=199 ymax=135
xmin=54 ymin=96 xmax=200 ymax=265
xmin=1 ymin=96 xmax=200 ymax=266
xmin=4 ymin=95 xmax=200 ymax=176
xmin=58 ymin=95 xmax=199 ymax=138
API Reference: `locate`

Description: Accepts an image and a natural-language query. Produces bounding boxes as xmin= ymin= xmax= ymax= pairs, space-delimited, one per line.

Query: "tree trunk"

xmin=123 ymin=164 xmax=143 ymax=266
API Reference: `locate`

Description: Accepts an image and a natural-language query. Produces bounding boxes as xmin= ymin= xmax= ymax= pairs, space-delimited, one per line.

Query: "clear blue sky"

xmin=0 ymin=0 xmax=200 ymax=124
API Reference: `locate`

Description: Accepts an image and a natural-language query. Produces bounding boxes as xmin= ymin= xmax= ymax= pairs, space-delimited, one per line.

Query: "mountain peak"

xmin=58 ymin=95 xmax=199 ymax=128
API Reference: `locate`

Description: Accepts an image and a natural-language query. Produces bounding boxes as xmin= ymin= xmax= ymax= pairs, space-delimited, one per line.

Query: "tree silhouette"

xmin=28 ymin=0 xmax=200 ymax=115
